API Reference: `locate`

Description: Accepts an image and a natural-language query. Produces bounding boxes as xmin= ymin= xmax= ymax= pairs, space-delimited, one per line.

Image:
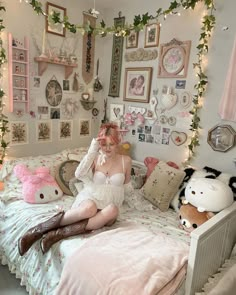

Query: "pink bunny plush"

xmin=14 ymin=164 xmax=63 ymax=204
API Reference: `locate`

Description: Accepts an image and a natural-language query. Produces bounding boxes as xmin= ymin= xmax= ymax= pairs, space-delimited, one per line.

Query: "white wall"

xmin=3 ymin=0 xmax=236 ymax=174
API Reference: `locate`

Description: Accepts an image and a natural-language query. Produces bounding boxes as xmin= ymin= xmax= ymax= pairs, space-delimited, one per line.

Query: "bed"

xmin=0 ymin=148 xmax=236 ymax=295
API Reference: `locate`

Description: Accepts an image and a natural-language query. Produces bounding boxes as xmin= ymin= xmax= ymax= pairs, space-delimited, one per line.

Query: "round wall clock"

xmin=162 ymin=45 xmax=185 ymax=75
xmin=45 ymin=79 xmax=62 ymax=107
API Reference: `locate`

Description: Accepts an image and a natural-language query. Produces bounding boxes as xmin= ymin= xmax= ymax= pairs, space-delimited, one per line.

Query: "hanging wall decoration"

xmin=158 ymin=38 xmax=191 ymax=78
xmin=45 ymin=76 xmax=62 ymax=106
xmin=82 ymin=12 xmax=96 ymax=84
xmin=10 ymin=121 xmax=28 ymax=145
xmin=125 ymin=48 xmax=158 ymax=62
xmin=108 ymin=13 xmax=125 ymax=97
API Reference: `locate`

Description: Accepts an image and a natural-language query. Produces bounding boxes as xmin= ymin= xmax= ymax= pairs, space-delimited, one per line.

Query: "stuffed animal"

xmin=184 ymin=178 xmax=234 ymax=212
xmin=179 ymin=204 xmax=214 ymax=233
xmin=14 ymin=164 xmax=63 ymax=204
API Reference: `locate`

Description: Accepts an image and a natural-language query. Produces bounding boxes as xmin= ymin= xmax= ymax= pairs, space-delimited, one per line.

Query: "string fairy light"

xmin=18 ymin=0 xmax=216 ymax=165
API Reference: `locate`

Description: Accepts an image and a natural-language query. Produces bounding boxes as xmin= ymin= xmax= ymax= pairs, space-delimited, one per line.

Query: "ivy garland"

xmin=0 ymin=2 xmax=9 ymax=165
xmin=1 ymin=0 xmax=216 ymax=164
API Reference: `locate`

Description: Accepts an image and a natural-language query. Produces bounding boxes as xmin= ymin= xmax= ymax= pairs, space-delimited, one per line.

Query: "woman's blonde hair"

xmin=98 ymin=123 xmax=121 ymax=145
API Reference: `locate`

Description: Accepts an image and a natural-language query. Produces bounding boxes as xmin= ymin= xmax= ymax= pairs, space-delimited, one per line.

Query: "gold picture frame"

xmin=46 ymin=2 xmax=66 ymax=37
xmin=158 ymin=38 xmax=191 ymax=78
xmin=144 ymin=23 xmax=160 ymax=48
xmin=126 ymin=31 xmax=139 ymax=49
xmin=123 ymin=67 xmax=153 ymax=103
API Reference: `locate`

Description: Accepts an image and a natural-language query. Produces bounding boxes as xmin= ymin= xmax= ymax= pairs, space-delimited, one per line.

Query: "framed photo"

xmin=158 ymin=38 xmax=191 ymax=78
xmin=144 ymin=23 xmax=160 ymax=48
xmin=45 ymin=79 xmax=62 ymax=107
xmin=207 ymin=124 xmax=236 ymax=152
xmin=10 ymin=121 xmax=28 ymax=145
xmin=36 ymin=120 xmax=52 ymax=142
xmin=79 ymin=119 xmax=91 ymax=137
xmin=59 ymin=120 xmax=73 ymax=140
xmin=126 ymin=31 xmax=139 ymax=49
xmin=123 ymin=67 xmax=153 ymax=103
xmin=46 ymin=2 xmax=66 ymax=37
xmin=110 ymin=103 xmax=124 ymax=124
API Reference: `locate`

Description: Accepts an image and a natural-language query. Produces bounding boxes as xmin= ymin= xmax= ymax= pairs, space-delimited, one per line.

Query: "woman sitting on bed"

xmin=18 ymin=123 xmax=132 ymax=255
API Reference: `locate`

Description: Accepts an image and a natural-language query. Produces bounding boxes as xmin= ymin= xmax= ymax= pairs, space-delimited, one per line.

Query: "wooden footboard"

xmin=185 ymin=201 xmax=236 ymax=295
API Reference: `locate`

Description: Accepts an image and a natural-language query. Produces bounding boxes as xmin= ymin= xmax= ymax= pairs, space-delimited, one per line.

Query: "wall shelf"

xmin=8 ymin=33 xmax=30 ymax=113
xmin=80 ymin=100 xmax=97 ymax=111
xmin=34 ymin=57 xmax=78 ymax=79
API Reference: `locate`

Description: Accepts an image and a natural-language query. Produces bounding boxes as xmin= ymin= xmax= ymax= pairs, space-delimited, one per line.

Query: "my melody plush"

xmin=14 ymin=164 xmax=63 ymax=204
xmin=179 ymin=204 xmax=214 ymax=233
xmin=184 ymin=177 xmax=234 ymax=212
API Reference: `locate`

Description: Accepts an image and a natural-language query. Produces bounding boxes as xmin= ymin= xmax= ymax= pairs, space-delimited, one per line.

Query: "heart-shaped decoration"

xmin=113 ymin=107 xmax=120 ymax=117
xmin=81 ymin=93 xmax=90 ymax=101
xmin=161 ymin=93 xmax=178 ymax=110
xmin=171 ymin=131 xmax=187 ymax=146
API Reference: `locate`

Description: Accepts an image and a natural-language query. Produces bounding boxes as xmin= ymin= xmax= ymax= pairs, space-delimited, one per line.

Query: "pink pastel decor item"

xmin=14 ymin=164 xmax=63 ymax=204
xmin=218 ymin=35 xmax=236 ymax=122
xmin=144 ymin=156 xmax=179 ymax=179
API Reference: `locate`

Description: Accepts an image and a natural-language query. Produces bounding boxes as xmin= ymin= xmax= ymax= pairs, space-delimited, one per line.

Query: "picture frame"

xmin=109 ymin=103 xmax=124 ymax=125
xmin=126 ymin=31 xmax=139 ymax=49
xmin=207 ymin=124 xmax=236 ymax=152
xmin=59 ymin=120 xmax=73 ymax=140
xmin=46 ymin=2 xmax=66 ymax=37
xmin=144 ymin=23 xmax=160 ymax=48
xmin=10 ymin=121 xmax=28 ymax=145
xmin=79 ymin=119 xmax=91 ymax=137
xmin=36 ymin=120 xmax=52 ymax=143
xmin=45 ymin=79 xmax=62 ymax=107
xmin=158 ymin=38 xmax=191 ymax=78
xmin=123 ymin=67 xmax=153 ymax=103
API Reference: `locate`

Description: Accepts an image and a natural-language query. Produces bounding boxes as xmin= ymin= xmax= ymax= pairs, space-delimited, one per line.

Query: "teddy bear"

xmin=14 ymin=164 xmax=63 ymax=204
xmin=179 ymin=204 xmax=214 ymax=233
xmin=184 ymin=177 xmax=234 ymax=212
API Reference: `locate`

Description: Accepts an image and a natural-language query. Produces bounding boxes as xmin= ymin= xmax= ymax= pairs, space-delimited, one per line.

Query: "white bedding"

xmin=0 ymin=194 xmax=190 ymax=295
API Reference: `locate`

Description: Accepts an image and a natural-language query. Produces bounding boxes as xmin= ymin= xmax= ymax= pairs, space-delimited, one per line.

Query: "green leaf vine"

xmin=0 ymin=1 xmax=9 ymax=165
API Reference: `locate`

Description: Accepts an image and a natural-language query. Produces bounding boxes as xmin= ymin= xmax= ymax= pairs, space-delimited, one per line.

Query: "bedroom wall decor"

xmin=123 ymin=67 xmax=153 ymax=103
xmin=124 ymin=48 xmax=158 ymax=62
xmin=36 ymin=120 xmax=52 ymax=142
xmin=59 ymin=120 xmax=73 ymax=140
xmin=10 ymin=121 xmax=28 ymax=145
xmin=108 ymin=14 xmax=125 ymax=97
xmin=45 ymin=76 xmax=62 ymax=107
xmin=79 ymin=119 xmax=91 ymax=136
xmin=207 ymin=124 xmax=236 ymax=152
xmin=126 ymin=30 xmax=139 ymax=49
xmin=46 ymin=2 xmax=66 ymax=37
xmin=144 ymin=23 xmax=160 ymax=48
xmin=26 ymin=0 xmax=216 ymax=165
xmin=82 ymin=12 xmax=96 ymax=84
xmin=109 ymin=103 xmax=124 ymax=125
xmin=158 ymin=38 xmax=191 ymax=78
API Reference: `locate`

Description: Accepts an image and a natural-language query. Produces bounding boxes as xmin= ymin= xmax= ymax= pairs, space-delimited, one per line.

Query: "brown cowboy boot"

xmin=18 ymin=211 xmax=65 ymax=256
xmin=40 ymin=218 xmax=89 ymax=254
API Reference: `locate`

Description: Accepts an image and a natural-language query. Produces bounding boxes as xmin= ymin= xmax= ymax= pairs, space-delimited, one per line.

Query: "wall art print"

xmin=144 ymin=23 xmax=160 ymax=48
xmin=10 ymin=121 xmax=28 ymax=145
xmin=158 ymin=38 xmax=191 ymax=78
xmin=79 ymin=119 xmax=91 ymax=136
xmin=126 ymin=31 xmax=139 ymax=49
xmin=108 ymin=15 xmax=125 ymax=97
xmin=36 ymin=120 xmax=52 ymax=142
xmin=46 ymin=2 xmax=66 ymax=37
xmin=109 ymin=103 xmax=124 ymax=124
xmin=59 ymin=120 xmax=73 ymax=140
xmin=124 ymin=67 xmax=153 ymax=103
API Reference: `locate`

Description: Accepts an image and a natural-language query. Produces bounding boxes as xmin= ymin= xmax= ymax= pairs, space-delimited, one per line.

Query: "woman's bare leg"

xmin=86 ymin=204 xmax=119 ymax=230
xmin=60 ymin=200 xmax=97 ymax=226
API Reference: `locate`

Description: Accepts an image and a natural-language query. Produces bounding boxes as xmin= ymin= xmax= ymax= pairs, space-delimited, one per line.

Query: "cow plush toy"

xmin=14 ymin=164 xmax=63 ymax=204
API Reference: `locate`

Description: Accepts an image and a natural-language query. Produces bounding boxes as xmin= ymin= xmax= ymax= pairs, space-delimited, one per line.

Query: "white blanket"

xmin=56 ymin=222 xmax=189 ymax=295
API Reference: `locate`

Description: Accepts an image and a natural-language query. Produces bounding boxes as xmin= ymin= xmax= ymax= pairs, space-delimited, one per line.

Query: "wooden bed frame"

xmin=185 ymin=201 xmax=236 ymax=294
